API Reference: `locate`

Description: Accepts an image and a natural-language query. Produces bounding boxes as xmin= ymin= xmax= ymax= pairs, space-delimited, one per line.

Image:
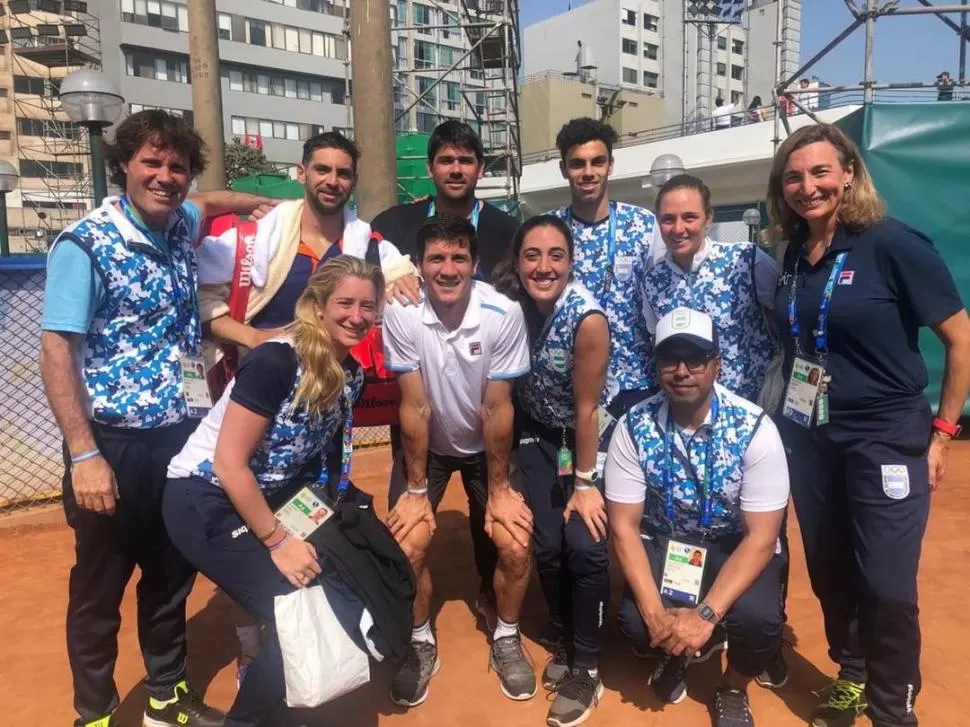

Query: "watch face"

xmin=699 ymin=604 xmax=715 ymax=620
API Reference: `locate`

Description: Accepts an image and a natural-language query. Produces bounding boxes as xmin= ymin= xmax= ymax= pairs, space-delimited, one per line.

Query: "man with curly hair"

xmin=39 ymin=109 xmax=275 ymax=727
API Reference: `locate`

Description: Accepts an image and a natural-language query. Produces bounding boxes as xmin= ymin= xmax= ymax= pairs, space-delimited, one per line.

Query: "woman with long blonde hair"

xmin=162 ymin=255 xmax=384 ymax=727
xmin=767 ymin=123 xmax=970 ymax=727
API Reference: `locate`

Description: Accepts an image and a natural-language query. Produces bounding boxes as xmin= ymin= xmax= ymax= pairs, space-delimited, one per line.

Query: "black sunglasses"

xmin=656 ymin=351 xmax=717 ymax=373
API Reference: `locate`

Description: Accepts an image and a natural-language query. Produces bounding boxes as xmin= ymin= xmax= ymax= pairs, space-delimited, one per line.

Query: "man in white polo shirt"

xmin=381 ymin=215 xmax=536 ymax=709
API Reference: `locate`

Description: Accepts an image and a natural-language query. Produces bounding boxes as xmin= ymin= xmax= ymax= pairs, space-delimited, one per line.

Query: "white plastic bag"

xmin=274 ymin=584 xmax=371 ymax=708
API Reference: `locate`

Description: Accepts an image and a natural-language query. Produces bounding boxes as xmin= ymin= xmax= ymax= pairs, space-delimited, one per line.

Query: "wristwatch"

xmin=574 ymin=467 xmax=600 ymax=485
xmin=932 ymin=417 xmax=961 ymax=439
xmin=697 ymin=602 xmax=721 ymax=624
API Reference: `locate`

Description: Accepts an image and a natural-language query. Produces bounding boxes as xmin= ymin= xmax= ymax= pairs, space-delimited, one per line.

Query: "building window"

xmin=129 ymin=103 xmax=194 ymax=126
xmin=417 ymin=111 xmax=438 ymax=133
xmin=643 ymin=13 xmax=658 ymax=32
xmin=414 ymin=3 xmax=433 ymax=34
xmin=417 ymin=76 xmax=438 ymax=106
xmin=248 ymin=20 xmax=268 ymax=46
xmin=643 ymin=42 xmax=658 ymax=60
xmin=20 ymin=159 xmax=84 ymax=178
xmin=642 ymin=71 xmax=658 ymax=88
xmin=716 ymin=62 xmax=726 ymax=76
xmin=17 ymin=117 xmax=81 ymax=138
xmin=121 ymin=0 xmax=190 ymax=32
xmin=622 ymin=9 xmax=635 ymax=26
xmin=717 ymin=36 xmax=727 ymax=51
xmin=731 ymin=90 xmax=743 ymax=104
xmin=414 ymin=40 xmax=435 ymax=69
xmin=733 ymin=39 xmax=744 ymax=55
xmin=13 ymin=75 xmax=59 ymax=97
xmin=125 ymin=50 xmax=190 ymax=83
xmin=217 ymin=12 xmax=232 ymax=40
xmin=731 ymin=64 xmax=744 ymax=81
xmin=230 ymin=115 xmax=325 ymax=141
xmin=622 ymin=67 xmax=637 ymax=84
xmin=621 ymin=38 xmax=637 ymax=55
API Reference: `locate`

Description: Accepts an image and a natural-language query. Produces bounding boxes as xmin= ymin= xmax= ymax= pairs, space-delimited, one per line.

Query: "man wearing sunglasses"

xmin=604 ymin=308 xmax=790 ymax=727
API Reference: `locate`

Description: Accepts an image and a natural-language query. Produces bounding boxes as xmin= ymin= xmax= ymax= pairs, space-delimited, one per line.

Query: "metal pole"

xmin=776 ymin=17 xmax=865 ymax=97
xmin=880 ymin=4 xmax=970 ymax=14
xmin=773 ymin=0 xmax=785 ymax=151
xmin=187 ymin=0 xmax=226 ymax=191
xmin=89 ymin=125 xmax=108 ymax=206
xmin=961 ymin=0 xmax=968 ymax=83
xmin=863 ymin=0 xmax=876 ymax=103
xmin=0 ymin=192 xmax=8 ymax=257
xmin=351 ymin=0 xmax=398 ymax=219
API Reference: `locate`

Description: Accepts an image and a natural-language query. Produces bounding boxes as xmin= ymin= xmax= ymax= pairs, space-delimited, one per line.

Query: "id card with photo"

xmin=781 ymin=356 xmax=823 ymax=428
xmin=181 ymin=356 xmax=213 ymax=418
xmin=660 ymin=539 xmax=707 ymax=606
xmin=596 ymin=406 xmax=616 ymax=439
xmin=274 ymin=486 xmax=335 ymax=541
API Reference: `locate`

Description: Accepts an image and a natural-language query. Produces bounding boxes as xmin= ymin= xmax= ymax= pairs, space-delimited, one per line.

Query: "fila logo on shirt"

xmin=469 ymin=341 xmax=482 ymax=356
xmin=838 ymin=270 xmax=855 ymax=286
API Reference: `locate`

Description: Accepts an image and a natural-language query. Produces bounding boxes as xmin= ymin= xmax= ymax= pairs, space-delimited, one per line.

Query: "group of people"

xmin=39 ymin=107 xmax=969 ymax=727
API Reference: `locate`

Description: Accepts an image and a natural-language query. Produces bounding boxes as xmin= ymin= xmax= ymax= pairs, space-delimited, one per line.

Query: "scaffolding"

xmin=772 ymin=0 xmax=970 ymax=145
xmin=388 ymin=0 xmax=522 ymax=212
xmin=6 ymin=0 xmax=102 ymax=252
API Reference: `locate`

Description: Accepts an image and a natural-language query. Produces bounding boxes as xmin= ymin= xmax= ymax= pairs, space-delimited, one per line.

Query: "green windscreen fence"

xmin=838 ymin=103 xmax=970 ymax=413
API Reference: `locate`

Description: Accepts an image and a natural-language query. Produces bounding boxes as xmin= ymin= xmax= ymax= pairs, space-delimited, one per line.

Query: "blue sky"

xmin=521 ymin=1 xmax=966 ymax=87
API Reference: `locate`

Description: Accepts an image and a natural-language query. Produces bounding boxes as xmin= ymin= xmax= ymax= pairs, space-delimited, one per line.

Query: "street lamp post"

xmin=58 ymin=69 xmax=124 ymax=206
xmin=641 ymin=153 xmax=687 ymax=195
xmin=742 ymin=207 xmax=762 ymax=243
xmin=0 ymin=160 xmax=20 ymax=257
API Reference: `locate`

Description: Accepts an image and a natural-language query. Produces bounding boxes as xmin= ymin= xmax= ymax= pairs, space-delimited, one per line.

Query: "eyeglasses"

xmin=656 ymin=352 xmax=716 ymax=373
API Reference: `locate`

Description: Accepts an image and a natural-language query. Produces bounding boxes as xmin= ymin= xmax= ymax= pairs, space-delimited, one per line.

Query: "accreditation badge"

xmin=661 ymin=539 xmax=708 ymax=606
xmin=181 ymin=355 xmax=214 ymax=418
xmin=781 ymin=356 xmax=825 ymax=428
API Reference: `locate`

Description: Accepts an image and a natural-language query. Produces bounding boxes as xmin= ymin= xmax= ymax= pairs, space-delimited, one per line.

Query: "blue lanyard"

xmin=428 ymin=198 xmax=481 ymax=230
xmin=119 ymin=195 xmax=194 ymax=339
xmin=663 ymin=394 xmax=719 ymax=528
xmin=316 ymin=385 xmax=354 ymax=501
xmin=787 ymin=250 xmax=848 ymax=358
xmin=566 ymin=202 xmax=618 ymax=296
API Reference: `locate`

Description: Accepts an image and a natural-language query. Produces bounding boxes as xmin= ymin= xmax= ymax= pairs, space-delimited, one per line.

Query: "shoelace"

xmin=404 ymin=642 xmax=435 ymax=672
xmin=559 ymin=670 xmax=600 ymax=704
xmin=816 ymin=679 xmax=867 ymax=712
xmin=551 ymin=640 xmax=569 ymax=667
xmin=716 ymin=689 xmax=752 ymax=721
xmin=492 ymin=636 xmax=535 ymax=674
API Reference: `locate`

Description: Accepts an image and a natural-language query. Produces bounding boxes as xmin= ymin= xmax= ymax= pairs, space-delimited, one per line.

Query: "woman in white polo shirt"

xmin=641 ymin=174 xmax=777 ymax=401
xmin=162 ymin=256 xmax=380 ymax=727
xmin=494 ymin=215 xmax=611 ymax=727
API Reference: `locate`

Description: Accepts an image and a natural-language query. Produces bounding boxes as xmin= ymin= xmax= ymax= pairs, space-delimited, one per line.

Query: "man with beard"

xmin=199 ymin=131 xmax=419 ymax=351
xmin=371 ymin=121 xmax=519 ymax=629
xmin=370 ymin=120 xmax=520 ymax=280
xmin=606 ymin=308 xmax=789 ymax=727
xmin=196 ymin=131 xmax=419 ymax=686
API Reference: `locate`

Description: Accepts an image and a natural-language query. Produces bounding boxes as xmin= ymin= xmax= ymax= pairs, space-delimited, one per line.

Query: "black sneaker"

xmin=547 ymin=668 xmax=604 ymax=727
xmin=713 ymin=687 xmax=755 ymax=727
xmin=811 ymin=679 xmax=866 ymax=727
xmin=143 ymin=681 xmax=225 ymax=727
xmin=694 ymin=626 xmax=729 ymax=664
xmin=489 ymin=635 xmax=538 ymax=701
xmin=755 ymin=649 xmax=789 ymax=689
xmin=542 ymin=639 xmax=571 ymax=691
xmin=648 ymin=654 xmax=688 ymax=705
xmin=390 ymin=641 xmax=440 ymax=708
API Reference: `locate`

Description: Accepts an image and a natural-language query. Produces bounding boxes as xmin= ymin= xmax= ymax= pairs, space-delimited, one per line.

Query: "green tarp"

xmin=838 ymin=103 xmax=970 ymax=413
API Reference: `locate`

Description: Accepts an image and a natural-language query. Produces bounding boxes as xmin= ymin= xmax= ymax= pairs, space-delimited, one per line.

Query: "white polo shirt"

xmin=382 ymin=281 xmax=530 ymax=457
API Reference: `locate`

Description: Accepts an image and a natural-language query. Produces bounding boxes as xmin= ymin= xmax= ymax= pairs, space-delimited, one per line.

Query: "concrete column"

xmin=350 ymin=0 xmax=398 ymax=219
xmin=187 ymin=0 xmax=226 ymax=191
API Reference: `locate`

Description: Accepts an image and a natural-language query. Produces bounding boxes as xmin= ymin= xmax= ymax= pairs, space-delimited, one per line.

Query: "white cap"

xmin=654 ymin=307 xmax=718 ymax=353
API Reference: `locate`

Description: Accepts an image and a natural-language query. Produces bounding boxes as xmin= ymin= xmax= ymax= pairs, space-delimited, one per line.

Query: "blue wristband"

xmin=70 ymin=448 xmax=101 ymax=465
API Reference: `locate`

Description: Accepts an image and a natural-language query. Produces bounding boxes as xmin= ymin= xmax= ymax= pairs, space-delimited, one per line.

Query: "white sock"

xmin=411 ymin=620 xmax=436 ymax=645
xmin=236 ymin=624 xmax=262 ymax=661
xmin=493 ymin=616 xmax=519 ymax=641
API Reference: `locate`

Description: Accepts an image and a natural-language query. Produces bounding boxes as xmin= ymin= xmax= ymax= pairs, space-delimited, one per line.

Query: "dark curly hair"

xmin=104 ymin=109 xmax=207 ymax=189
xmin=555 ymin=117 xmax=619 ymax=161
xmin=302 ymin=131 xmax=359 ymax=167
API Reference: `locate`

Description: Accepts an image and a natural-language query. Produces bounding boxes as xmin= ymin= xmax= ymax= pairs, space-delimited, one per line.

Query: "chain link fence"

xmin=1 ymin=263 xmax=64 ymax=513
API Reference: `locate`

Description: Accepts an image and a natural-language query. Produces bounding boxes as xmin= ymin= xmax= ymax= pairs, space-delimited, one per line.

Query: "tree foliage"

xmin=225 ymin=138 xmax=273 ymax=183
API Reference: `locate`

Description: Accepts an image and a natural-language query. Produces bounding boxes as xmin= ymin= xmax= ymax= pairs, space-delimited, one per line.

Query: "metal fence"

xmin=0 ymin=258 xmax=390 ymax=515
xmin=0 ymin=262 xmax=63 ymax=513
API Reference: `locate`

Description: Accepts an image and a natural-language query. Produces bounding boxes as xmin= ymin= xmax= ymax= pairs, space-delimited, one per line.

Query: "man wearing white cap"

xmin=605 ymin=307 xmax=790 ymax=727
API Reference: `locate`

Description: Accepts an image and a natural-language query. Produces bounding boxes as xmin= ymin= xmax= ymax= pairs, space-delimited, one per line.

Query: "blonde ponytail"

xmin=289 ymin=255 xmax=385 ymax=417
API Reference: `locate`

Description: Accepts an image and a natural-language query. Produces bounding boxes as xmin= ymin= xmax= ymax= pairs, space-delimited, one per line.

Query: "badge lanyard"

xmin=316 ymin=384 xmax=354 ymax=503
xmin=533 ymin=288 xmax=574 ymax=479
xmin=119 ymin=195 xmax=195 ymax=343
xmin=566 ymin=202 xmax=617 ymax=296
xmin=428 ymin=198 xmax=481 ymax=230
xmin=788 ymin=251 xmax=848 ymax=360
xmin=663 ymin=394 xmax=719 ymax=529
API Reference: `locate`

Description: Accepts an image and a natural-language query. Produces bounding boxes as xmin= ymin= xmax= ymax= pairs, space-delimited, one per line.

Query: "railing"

xmin=520 ymin=85 xmax=966 ymax=165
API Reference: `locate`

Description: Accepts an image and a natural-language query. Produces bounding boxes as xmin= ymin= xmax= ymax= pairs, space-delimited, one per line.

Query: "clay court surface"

xmin=4 ymin=444 xmax=970 ymax=726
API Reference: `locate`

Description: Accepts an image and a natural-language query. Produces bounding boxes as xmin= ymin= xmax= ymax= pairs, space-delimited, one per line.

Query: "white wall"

xmin=523 ymin=0 xmax=620 ymax=85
